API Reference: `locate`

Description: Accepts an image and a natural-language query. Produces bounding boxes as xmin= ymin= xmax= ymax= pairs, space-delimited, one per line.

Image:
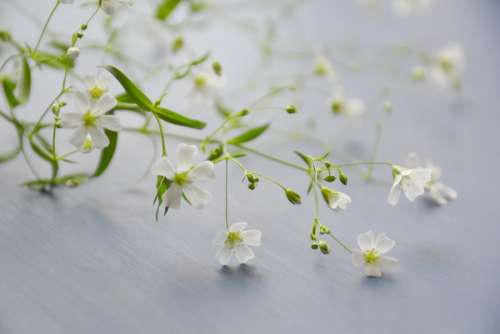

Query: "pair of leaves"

xmin=1 ymin=57 xmax=31 ymax=109
xmin=104 ymin=65 xmax=206 ymax=129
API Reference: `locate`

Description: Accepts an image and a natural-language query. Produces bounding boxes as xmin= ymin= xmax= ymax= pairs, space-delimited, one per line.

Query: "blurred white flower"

xmin=83 ymin=71 xmax=112 ymax=101
xmin=313 ymin=53 xmax=335 ymax=79
xmin=388 ymin=164 xmax=432 ymax=205
xmin=66 ymin=47 xmax=80 ymax=60
xmin=393 ymin=0 xmax=432 ymax=16
xmin=191 ymin=71 xmax=221 ymax=96
xmin=430 ymin=43 xmax=465 ymax=89
xmin=152 ymin=143 xmax=215 ymax=210
xmin=352 ymin=231 xmax=398 ymax=277
xmin=62 ymin=93 xmax=120 ymax=152
xmin=329 ymin=87 xmax=365 ymax=118
xmin=214 ymin=222 xmax=261 ymax=265
xmin=101 ymin=0 xmax=134 ymax=15
xmin=321 ymin=187 xmax=352 ymax=211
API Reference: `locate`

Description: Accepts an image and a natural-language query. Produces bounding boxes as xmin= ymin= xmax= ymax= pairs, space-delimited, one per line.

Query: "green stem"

xmin=235 ymin=144 xmax=307 ymax=172
xmin=224 ymin=159 xmax=229 ymax=230
xmin=365 ymin=123 xmax=383 ymax=181
xmin=327 ymin=232 xmax=352 ymax=254
xmin=33 ymin=0 xmax=61 ymax=53
xmin=152 ymin=112 xmax=167 ymax=156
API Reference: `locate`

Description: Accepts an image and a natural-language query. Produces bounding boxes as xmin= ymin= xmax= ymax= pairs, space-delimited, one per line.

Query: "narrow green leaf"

xmin=227 ymin=124 xmax=270 ymax=145
xmin=93 ymin=129 xmax=118 ymax=177
xmin=294 ymin=151 xmax=313 ymax=169
xmin=18 ymin=57 xmax=31 ymax=103
xmin=2 ymin=78 xmax=20 ymax=109
xmin=156 ymin=0 xmax=182 ymax=21
xmin=153 ymin=106 xmax=206 ymax=129
xmin=28 ymin=134 xmax=59 ymax=178
xmin=0 ymin=146 xmax=21 ymax=164
xmin=104 ymin=65 xmax=153 ymax=110
xmin=30 ymin=51 xmax=74 ymax=69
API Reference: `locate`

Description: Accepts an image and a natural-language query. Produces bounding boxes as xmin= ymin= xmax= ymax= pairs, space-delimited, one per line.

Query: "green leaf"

xmin=2 ymin=78 xmax=20 ymax=109
xmin=227 ymin=124 xmax=270 ymax=145
xmin=30 ymin=51 xmax=74 ymax=69
xmin=93 ymin=129 xmax=118 ymax=177
xmin=28 ymin=133 xmax=59 ymax=179
xmin=156 ymin=0 xmax=182 ymax=21
xmin=294 ymin=150 xmax=313 ymax=169
xmin=0 ymin=145 xmax=21 ymax=164
xmin=18 ymin=57 xmax=31 ymax=103
xmin=153 ymin=106 xmax=206 ymax=129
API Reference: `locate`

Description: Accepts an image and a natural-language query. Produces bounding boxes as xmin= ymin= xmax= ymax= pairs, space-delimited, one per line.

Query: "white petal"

xmin=176 ymin=143 xmax=198 ymax=172
xmin=151 ymin=157 xmax=175 ymax=179
xmin=352 ymin=250 xmax=364 ymax=268
xmin=213 ymin=231 xmax=228 ymax=246
xmin=402 ymin=178 xmax=425 ymax=201
xmin=93 ymin=94 xmax=117 ymax=116
xmin=87 ymin=127 xmax=109 ymax=149
xmin=387 ymin=179 xmax=402 ymax=206
xmin=61 ymin=112 xmax=83 ymax=128
xmin=188 ymin=161 xmax=215 ymax=182
xmin=357 ymin=230 xmax=375 ymax=251
xmin=242 ymin=230 xmax=261 ymax=247
xmin=374 ymin=234 xmax=395 ymax=254
xmin=378 ymin=256 xmax=398 ymax=271
xmin=364 ymin=264 xmax=382 ymax=277
xmin=216 ymin=246 xmax=233 ymax=265
xmin=234 ymin=244 xmax=254 ymax=263
xmin=74 ymin=91 xmax=91 ymax=112
xmin=346 ymin=98 xmax=365 ymax=117
xmin=183 ymin=184 xmax=212 ymax=208
xmin=410 ymin=168 xmax=432 ymax=185
xmin=83 ymin=75 xmax=97 ymax=90
xmin=99 ymin=115 xmax=121 ymax=131
xmin=229 ymin=222 xmax=247 ymax=232
xmin=69 ymin=126 xmax=87 ymax=148
xmin=165 ymin=184 xmax=183 ymax=209
xmin=96 ymin=70 xmax=111 ymax=88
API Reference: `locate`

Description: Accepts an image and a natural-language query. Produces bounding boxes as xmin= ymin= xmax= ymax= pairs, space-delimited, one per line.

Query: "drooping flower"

xmin=430 ymin=43 xmax=465 ymax=89
xmin=62 ymin=92 xmax=120 ymax=152
xmin=352 ymin=231 xmax=398 ymax=277
xmin=214 ymin=222 xmax=261 ymax=265
xmin=66 ymin=47 xmax=80 ymax=60
xmin=321 ymin=187 xmax=352 ymax=211
xmin=83 ymin=71 xmax=112 ymax=101
xmin=388 ymin=164 xmax=432 ymax=205
xmin=329 ymin=87 xmax=366 ymax=118
xmin=101 ymin=0 xmax=134 ymax=15
xmin=152 ymin=143 xmax=215 ymax=210
xmin=392 ymin=0 xmax=432 ymax=16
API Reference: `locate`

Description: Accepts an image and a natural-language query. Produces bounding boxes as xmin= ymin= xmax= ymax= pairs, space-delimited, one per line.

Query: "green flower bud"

xmin=318 ymin=240 xmax=331 ymax=255
xmin=339 ymin=170 xmax=348 ymax=185
xmin=310 ymin=242 xmax=319 ymax=250
xmin=383 ymin=100 xmax=393 ymax=113
xmin=0 ymin=30 xmax=12 ymax=42
xmin=285 ymin=104 xmax=297 ymax=114
xmin=236 ymin=109 xmax=250 ymax=117
xmin=171 ymin=36 xmax=184 ymax=53
xmin=248 ymin=183 xmax=256 ymax=190
xmin=51 ymin=104 xmax=60 ymax=116
xmin=285 ymin=188 xmax=302 ymax=205
xmin=212 ymin=61 xmax=222 ymax=76
xmin=207 ymin=145 xmax=223 ymax=161
xmin=331 ymin=99 xmax=343 ymax=114
xmin=80 ymin=24 xmax=88 ymax=31
xmin=323 ymin=175 xmax=336 ymax=182
xmin=319 ymin=224 xmax=330 ymax=235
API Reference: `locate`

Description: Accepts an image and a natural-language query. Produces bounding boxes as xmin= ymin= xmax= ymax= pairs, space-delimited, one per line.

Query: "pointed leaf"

xmin=227 ymin=124 xmax=270 ymax=145
xmin=93 ymin=129 xmax=118 ymax=177
xmin=155 ymin=0 xmax=182 ymax=21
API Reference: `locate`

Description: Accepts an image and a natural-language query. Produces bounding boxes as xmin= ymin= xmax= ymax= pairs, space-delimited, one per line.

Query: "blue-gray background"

xmin=0 ymin=0 xmax=499 ymax=333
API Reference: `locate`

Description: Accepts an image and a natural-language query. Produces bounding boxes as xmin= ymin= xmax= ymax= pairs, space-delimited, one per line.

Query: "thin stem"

xmin=326 ymin=232 xmax=352 ymax=254
xmin=152 ymin=112 xmax=167 ymax=156
xmin=224 ymin=159 xmax=229 ymax=230
xmin=33 ymin=0 xmax=60 ymax=53
xmin=235 ymin=144 xmax=307 ymax=172
xmin=365 ymin=123 xmax=383 ymax=181
xmin=312 ymin=182 xmax=320 ymax=219
xmin=57 ymin=149 xmax=78 ymax=160
xmin=0 ymin=54 xmax=22 ymax=73
xmin=336 ymin=161 xmax=392 ymax=168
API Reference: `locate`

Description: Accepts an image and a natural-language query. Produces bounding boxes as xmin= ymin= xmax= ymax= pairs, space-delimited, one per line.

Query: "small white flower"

xmin=388 ymin=165 xmax=432 ymax=205
xmin=393 ymin=0 xmax=431 ymax=16
xmin=62 ymin=92 xmax=120 ymax=152
xmin=321 ymin=187 xmax=352 ymax=211
xmin=66 ymin=47 xmax=80 ymax=60
xmin=152 ymin=143 xmax=215 ymax=210
xmin=191 ymin=71 xmax=221 ymax=96
xmin=83 ymin=71 xmax=112 ymax=101
xmin=214 ymin=222 xmax=261 ymax=265
xmin=101 ymin=0 xmax=134 ymax=15
xmin=313 ymin=53 xmax=335 ymax=79
xmin=329 ymin=87 xmax=366 ymax=118
xmin=430 ymin=43 xmax=465 ymax=89
xmin=352 ymin=231 xmax=398 ymax=277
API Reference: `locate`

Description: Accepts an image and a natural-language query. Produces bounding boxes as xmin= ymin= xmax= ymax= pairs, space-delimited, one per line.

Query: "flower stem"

xmin=33 ymin=0 xmax=61 ymax=53
xmin=152 ymin=112 xmax=167 ymax=156
xmin=225 ymin=159 xmax=229 ymax=230
xmin=364 ymin=123 xmax=383 ymax=181
xmin=234 ymin=143 xmax=308 ymax=172
xmin=326 ymin=232 xmax=352 ymax=254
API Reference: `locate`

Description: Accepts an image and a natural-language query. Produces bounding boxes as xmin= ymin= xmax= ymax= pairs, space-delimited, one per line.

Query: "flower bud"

xmin=0 ymin=30 xmax=11 ymax=42
xmin=383 ymin=100 xmax=393 ymax=113
xmin=318 ymin=240 xmax=331 ymax=255
xmin=207 ymin=146 xmax=223 ymax=161
xmin=212 ymin=61 xmax=222 ymax=76
xmin=331 ymin=99 xmax=343 ymax=114
xmin=51 ymin=104 xmax=60 ymax=116
xmin=171 ymin=36 xmax=184 ymax=53
xmin=339 ymin=170 xmax=348 ymax=185
xmin=323 ymin=175 xmax=336 ymax=182
xmin=310 ymin=242 xmax=319 ymax=250
xmin=285 ymin=188 xmax=302 ymax=205
xmin=248 ymin=183 xmax=256 ymax=190
xmin=80 ymin=24 xmax=88 ymax=30
xmin=319 ymin=224 xmax=330 ymax=235
xmin=66 ymin=47 xmax=80 ymax=60
xmin=411 ymin=66 xmax=426 ymax=82
xmin=236 ymin=109 xmax=250 ymax=117
xmin=285 ymin=104 xmax=297 ymax=114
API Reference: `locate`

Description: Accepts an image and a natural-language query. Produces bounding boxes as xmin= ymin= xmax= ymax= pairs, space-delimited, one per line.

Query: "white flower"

xmin=352 ymin=231 xmax=398 ymax=277
xmin=62 ymin=92 xmax=120 ymax=152
xmin=66 ymin=47 xmax=80 ymax=60
xmin=101 ymin=0 xmax=134 ymax=15
xmin=83 ymin=71 xmax=112 ymax=101
xmin=388 ymin=165 xmax=432 ymax=205
xmin=191 ymin=71 xmax=221 ymax=96
xmin=393 ymin=0 xmax=431 ymax=16
xmin=152 ymin=143 xmax=215 ymax=210
xmin=430 ymin=43 xmax=465 ymax=89
xmin=329 ymin=88 xmax=365 ymax=118
xmin=214 ymin=222 xmax=261 ymax=265
xmin=405 ymin=153 xmax=457 ymax=205
xmin=313 ymin=53 xmax=335 ymax=79
xmin=321 ymin=187 xmax=352 ymax=211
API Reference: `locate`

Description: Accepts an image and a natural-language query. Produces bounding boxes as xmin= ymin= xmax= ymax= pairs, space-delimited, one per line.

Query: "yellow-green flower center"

xmin=194 ymin=74 xmax=207 ymax=89
xmin=173 ymin=171 xmax=190 ymax=186
xmin=82 ymin=137 xmax=93 ymax=151
xmin=331 ymin=99 xmax=343 ymax=114
xmin=89 ymin=86 xmax=105 ymax=99
xmin=82 ymin=111 xmax=97 ymax=128
xmin=439 ymin=58 xmax=453 ymax=73
xmin=225 ymin=231 xmax=243 ymax=248
xmin=363 ymin=249 xmax=379 ymax=264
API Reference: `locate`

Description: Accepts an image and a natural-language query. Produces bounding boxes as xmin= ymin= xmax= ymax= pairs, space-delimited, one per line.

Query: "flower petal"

xmin=74 ymin=91 xmax=91 ymax=112
xmin=357 ymin=230 xmax=375 ymax=251
xmin=176 ymin=143 xmax=198 ymax=172
xmin=387 ymin=177 xmax=402 ymax=206
xmin=151 ymin=157 xmax=175 ymax=179
xmin=242 ymin=229 xmax=261 ymax=247
xmin=188 ymin=161 xmax=215 ymax=182
xmin=61 ymin=112 xmax=83 ymax=128
xmin=83 ymin=75 xmax=97 ymax=90
xmin=234 ymin=244 xmax=254 ymax=263
xmin=374 ymin=233 xmax=395 ymax=254
xmin=99 ymin=115 xmax=121 ymax=131
xmin=87 ymin=126 xmax=109 ymax=149
xmin=69 ymin=126 xmax=87 ymax=148
xmin=165 ymin=184 xmax=183 ymax=209
xmin=96 ymin=70 xmax=111 ymax=88
xmin=378 ymin=256 xmax=398 ymax=271
xmin=213 ymin=231 xmax=228 ymax=246
xmin=352 ymin=250 xmax=364 ymax=268
xmin=216 ymin=246 xmax=233 ymax=265
xmin=93 ymin=94 xmax=117 ymax=116
xmin=364 ymin=264 xmax=382 ymax=277
xmin=183 ymin=184 xmax=212 ymax=208
xmin=229 ymin=222 xmax=247 ymax=232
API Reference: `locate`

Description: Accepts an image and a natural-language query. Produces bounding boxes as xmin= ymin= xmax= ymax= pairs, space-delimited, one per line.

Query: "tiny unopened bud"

xmin=0 ymin=30 xmax=11 ymax=42
xmin=318 ymin=240 xmax=331 ymax=255
xmin=207 ymin=146 xmax=223 ymax=161
xmin=51 ymin=104 xmax=60 ymax=116
xmin=285 ymin=188 xmax=302 ymax=205
xmin=236 ymin=109 xmax=250 ymax=117
xmin=319 ymin=224 xmax=330 ymax=235
xmin=339 ymin=170 xmax=348 ymax=185
xmin=171 ymin=36 xmax=184 ymax=53
xmin=310 ymin=242 xmax=319 ymax=250
xmin=411 ymin=66 xmax=426 ymax=82
xmin=285 ymin=104 xmax=297 ymax=114
xmin=212 ymin=61 xmax=222 ymax=76
xmin=331 ymin=99 xmax=343 ymax=114
xmin=80 ymin=24 xmax=88 ymax=30
xmin=383 ymin=100 xmax=393 ymax=113
xmin=248 ymin=183 xmax=256 ymax=190
xmin=323 ymin=175 xmax=336 ymax=182
xmin=65 ymin=179 xmax=80 ymax=187
xmin=66 ymin=47 xmax=80 ymax=60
